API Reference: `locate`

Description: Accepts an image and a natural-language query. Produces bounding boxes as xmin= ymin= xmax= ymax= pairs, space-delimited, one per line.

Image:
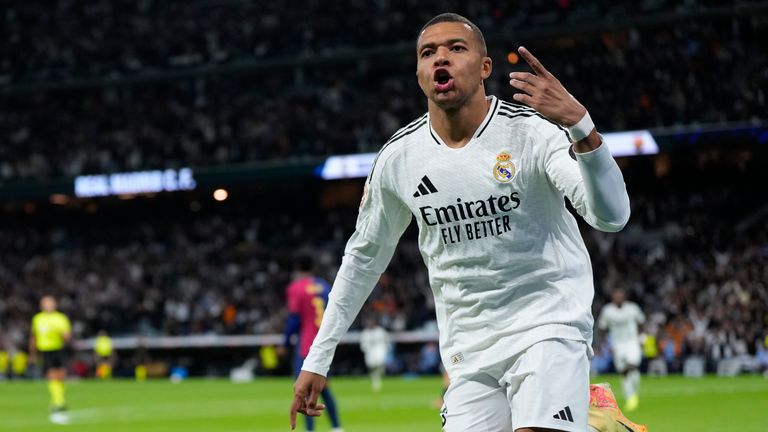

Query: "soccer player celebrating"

xmin=359 ymin=317 xmax=389 ymax=392
xmin=29 ymin=295 xmax=71 ymax=413
xmin=598 ymin=288 xmax=646 ymax=411
xmin=283 ymin=254 xmax=344 ymax=432
xmin=291 ymin=13 xmax=631 ymax=432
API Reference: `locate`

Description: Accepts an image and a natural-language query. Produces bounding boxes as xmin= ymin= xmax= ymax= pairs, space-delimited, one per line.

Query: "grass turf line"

xmin=0 ymin=375 xmax=766 ymax=431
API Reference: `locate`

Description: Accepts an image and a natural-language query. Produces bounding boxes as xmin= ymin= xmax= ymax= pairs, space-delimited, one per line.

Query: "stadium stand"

xmin=2 ymin=0 xmax=749 ymax=84
xmin=1 ymin=2 xmax=766 ymax=179
xmin=1 ymin=147 xmax=766 ymax=375
xmin=1 ymin=1 xmax=766 ymax=377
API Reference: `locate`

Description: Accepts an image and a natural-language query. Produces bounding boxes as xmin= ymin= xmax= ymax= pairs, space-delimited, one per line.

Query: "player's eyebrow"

xmin=417 ymin=38 xmax=469 ymax=53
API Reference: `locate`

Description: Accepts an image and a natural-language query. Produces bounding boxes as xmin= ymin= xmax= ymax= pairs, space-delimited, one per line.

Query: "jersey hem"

xmin=445 ymin=323 xmax=589 ymax=380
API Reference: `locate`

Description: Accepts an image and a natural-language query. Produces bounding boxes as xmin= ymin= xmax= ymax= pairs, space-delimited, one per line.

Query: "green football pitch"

xmin=1 ymin=375 xmax=766 ymax=432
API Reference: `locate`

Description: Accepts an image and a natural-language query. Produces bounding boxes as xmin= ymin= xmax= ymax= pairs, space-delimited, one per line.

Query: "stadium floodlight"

xmin=74 ymin=168 xmax=197 ymax=198
xmin=317 ymin=131 xmax=659 ymax=180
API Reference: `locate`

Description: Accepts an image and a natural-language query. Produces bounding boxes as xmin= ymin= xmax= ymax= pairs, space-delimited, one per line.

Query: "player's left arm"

xmin=279 ymin=285 xmax=302 ymax=358
xmin=509 ymin=46 xmax=598 ymax=151
xmin=62 ymin=315 xmax=72 ymax=344
xmin=510 ymin=47 xmax=630 ymax=232
xmin=635 ymin=304 xmax=646 ymax=325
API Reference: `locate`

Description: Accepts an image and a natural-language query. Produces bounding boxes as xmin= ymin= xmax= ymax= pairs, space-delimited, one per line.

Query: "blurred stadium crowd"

xmin=1 ymin=1 xmax=767 ymax=179
xmin=2 ymin=0 xmax=752 ymax=82
xmin=1 ymin=0 xmax=767 ymax=377
xmin=2 ymin=153 xmax=767 ymax=375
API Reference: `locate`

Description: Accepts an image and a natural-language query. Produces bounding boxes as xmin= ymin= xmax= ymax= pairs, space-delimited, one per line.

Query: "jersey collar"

xmin=427 ymin=95 xmax=500 ymax=147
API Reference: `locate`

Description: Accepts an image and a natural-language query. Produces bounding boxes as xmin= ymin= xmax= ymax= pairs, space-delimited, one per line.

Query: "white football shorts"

xmin=364 ymin=348 xmax=387 ymax=368
xmin=612 ymin=342 xmax=642 ymax=372
xmin=441 ymin=338 xmax=590 ymax=432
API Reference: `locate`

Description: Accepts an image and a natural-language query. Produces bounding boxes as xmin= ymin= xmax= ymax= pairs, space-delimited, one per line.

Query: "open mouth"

xmin=433 ymin=69 xmax=454 ymax=92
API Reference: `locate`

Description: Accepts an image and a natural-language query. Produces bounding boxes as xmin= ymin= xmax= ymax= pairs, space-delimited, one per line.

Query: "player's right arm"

xmin=290 ymin=151 xmax=412 ymax=429
xmin=28 ymin=315 xmax=38 ymax=364
xmin=359 ymin=330 xmax=369 ymax=353
xmin=28 ymin=334 xmax=37 ymax=364
xmin=597 ymin=307 xmax=608 ymax=331
xmin=596 ymin=307 xmax=612 ymax=348
xmin=300 ymin=155 xmax=412 ymax=377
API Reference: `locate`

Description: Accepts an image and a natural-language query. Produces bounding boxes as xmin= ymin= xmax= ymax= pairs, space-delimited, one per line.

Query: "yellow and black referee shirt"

xmin=31 ymin=311 xmax=71 ymax=352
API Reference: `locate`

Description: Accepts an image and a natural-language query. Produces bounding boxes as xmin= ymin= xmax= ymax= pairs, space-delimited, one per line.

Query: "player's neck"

xmin=428 ymin=92 xmax=490 ymax=149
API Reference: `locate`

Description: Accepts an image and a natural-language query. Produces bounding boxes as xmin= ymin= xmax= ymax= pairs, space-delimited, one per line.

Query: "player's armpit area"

xmin=588 ymin=384 xmax=648 ymax=432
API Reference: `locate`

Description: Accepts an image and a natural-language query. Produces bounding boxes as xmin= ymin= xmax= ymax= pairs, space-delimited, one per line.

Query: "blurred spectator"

xmin=418 ymin=341 xmax=441 ymax=375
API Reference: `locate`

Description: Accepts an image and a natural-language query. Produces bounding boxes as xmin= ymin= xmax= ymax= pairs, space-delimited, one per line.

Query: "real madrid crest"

xmin=493 ymin=152 xmax=516 ymax=183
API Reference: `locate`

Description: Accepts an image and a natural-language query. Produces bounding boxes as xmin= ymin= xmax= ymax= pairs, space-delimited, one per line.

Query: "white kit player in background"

xmin=598 ymin=288 xmax=646 ymax=412
xmin=359 ymin=317 xmax=390 ymax=392
xmin=291 ymin=12 xmax=632 ymax=432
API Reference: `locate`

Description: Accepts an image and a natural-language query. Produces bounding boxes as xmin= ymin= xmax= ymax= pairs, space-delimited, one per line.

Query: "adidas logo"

xmin=413 ymin=175 xmax=438 ymax=198
xmin=553 ymin=406 xmax=574 ymax=422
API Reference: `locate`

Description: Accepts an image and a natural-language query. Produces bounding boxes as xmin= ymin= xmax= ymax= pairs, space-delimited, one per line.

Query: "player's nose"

xmin=433 ymin=47 xmax=450 ymax=66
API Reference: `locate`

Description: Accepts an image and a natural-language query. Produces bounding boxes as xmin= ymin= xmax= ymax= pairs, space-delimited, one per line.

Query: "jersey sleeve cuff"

xmin=300 ymin=359 xmax=329 ymax=377
xmin=573 ymin=136 xmax=613 ymax=173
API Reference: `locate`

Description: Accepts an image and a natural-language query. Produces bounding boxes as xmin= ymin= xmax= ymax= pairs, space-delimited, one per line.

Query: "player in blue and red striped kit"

xmin=283 ymin=254 xmax=343 ymax=432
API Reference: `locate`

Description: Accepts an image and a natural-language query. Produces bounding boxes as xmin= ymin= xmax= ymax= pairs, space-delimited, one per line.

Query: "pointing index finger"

xmin=290 ymin=395 xmax=303 ymax=429
xmin=518 ymin=46 xmax=550 ymax=77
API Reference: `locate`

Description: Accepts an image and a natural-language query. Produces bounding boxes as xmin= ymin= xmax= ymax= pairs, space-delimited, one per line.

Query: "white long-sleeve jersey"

xmin=360 ymin=326 xmax=390 ymax=367
xmin=598 ymin=301 xmax=646 ymax=347
xmin=302 ymin=96 xmax=631 ymax=379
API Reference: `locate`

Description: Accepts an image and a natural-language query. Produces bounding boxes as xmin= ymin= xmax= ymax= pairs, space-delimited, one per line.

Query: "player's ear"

xmin=481 ymin=57 xmax=492 ymax=80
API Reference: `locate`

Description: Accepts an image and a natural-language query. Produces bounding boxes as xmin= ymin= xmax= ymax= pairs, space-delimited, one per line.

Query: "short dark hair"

xmin=294 ymin=253 xmax=314 ymax=272
xmin=419 ymin=13 xmax=487 ymax=57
